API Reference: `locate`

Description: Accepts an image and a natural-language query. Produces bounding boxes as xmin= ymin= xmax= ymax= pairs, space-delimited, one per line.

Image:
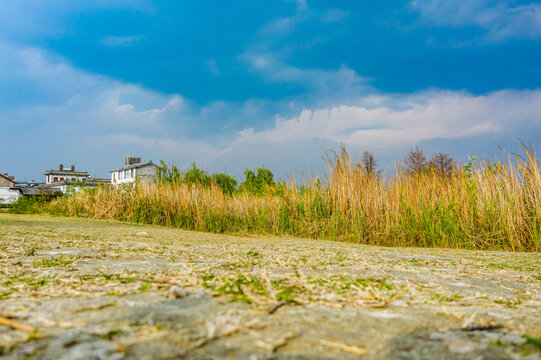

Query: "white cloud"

xmin=233 ymin=89 xmax=541 ymax=149
xmin=1 ymin=41 xmax=540 ymax=180
xmin=411 ymin=0 xmax=541 ymax=42
xmin=242 ymin=52 xmax=369 ymax=101
xmin=206 ymin=59 xmax=221 ymax=76
xmin=254 ymin=4 xmax=347 ymax=47
xmin=284 ymin=0 xmax=308 ymax=12
xmin=102 ymin=35 xmax=145 ymax=47
xmin=258 ymin=16 xmax=299 ymax=38
xmin=322 ymin=9 xmax=350 ymax=23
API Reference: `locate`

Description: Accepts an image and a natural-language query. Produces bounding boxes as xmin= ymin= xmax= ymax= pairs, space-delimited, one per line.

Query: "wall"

xmin=111 ymin=165 xmax=159 ymax=186
xmin=0 ymin=177 xmax=14 ymax=187
xmin=137 ymin=165 xmax=159 ymax=181
xmin=0 ymin=188 xmax=20 ymax=204
xmin=111 ymin=168 xmax=137 ymax=185
xmin=46 ymin=173 xmax=90 ymax=184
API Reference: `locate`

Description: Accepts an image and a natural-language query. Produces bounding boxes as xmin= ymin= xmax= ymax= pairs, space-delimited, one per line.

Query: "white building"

xmin=44 ymin=164 xmax=91 ymax=184
xmin=110 ymin=156 xmax=160 ymax=186
xmin=0 ymin=173 xmax=19 ymax=204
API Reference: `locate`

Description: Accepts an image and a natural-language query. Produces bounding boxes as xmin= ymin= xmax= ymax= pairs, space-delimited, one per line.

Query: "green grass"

xmin=34 ymin=255 xmax=78 ymax=267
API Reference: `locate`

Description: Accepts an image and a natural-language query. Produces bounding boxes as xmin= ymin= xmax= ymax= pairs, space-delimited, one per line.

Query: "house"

xmin=110 ymin=156 xmax=160 ymax=186
xmin=44 ymin=164 xmax=91 ymax=184
xmin=0 ymin=173 xmax=19 ymax=204
xmin=0 ymin=173 xmax=16 ymax=187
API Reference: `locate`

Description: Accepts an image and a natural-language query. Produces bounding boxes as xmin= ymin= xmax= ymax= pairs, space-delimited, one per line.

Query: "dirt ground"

xmin=0 ymin=213 xmax=540 ymax=359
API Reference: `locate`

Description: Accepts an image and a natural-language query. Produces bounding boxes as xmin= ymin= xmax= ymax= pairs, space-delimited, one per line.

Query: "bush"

xmin=9 ymin=196 xmax=50 ymax=214
xmin=241 ymin=167 xmax=275 ymax=195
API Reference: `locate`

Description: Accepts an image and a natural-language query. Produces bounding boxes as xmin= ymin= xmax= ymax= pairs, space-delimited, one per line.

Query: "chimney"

xmin=125 ymin=156 xmax=142 ymax=165
xmin=59 ymin=164 xmax=64 ymax=171
xmin=70 ymin=165 xmax=75 ymax=172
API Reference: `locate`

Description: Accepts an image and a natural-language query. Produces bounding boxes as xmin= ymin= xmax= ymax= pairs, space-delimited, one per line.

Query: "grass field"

xmin=0 ymin=214 xmax=540 ymax=359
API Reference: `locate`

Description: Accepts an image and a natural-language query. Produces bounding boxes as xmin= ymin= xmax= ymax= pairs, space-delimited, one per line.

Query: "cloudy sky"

xmin=1 ymin=0 xmax=540 ymax=181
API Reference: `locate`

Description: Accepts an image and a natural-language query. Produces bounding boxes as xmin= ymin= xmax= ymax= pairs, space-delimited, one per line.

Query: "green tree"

xmin=241 ymin=167 xmax=275 ymax=195
xmin=158 ymin=161 xmax=182 ymax=184
xmin=212 ymin=173 xmax=237 ymax=195
xmin=183 ymin=162 xmax=211 ymax=186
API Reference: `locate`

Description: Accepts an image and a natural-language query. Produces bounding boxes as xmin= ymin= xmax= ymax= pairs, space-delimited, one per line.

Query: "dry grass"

xmin=28 ymin=144 xmax=541 ymax=252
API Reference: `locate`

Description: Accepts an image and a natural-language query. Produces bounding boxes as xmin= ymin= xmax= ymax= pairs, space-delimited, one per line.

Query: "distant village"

xmin=0 ymin=156 xmax=160 ymax=204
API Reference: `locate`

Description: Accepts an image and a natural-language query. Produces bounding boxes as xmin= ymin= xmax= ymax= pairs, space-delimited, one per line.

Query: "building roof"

xmin=0 ymin=173 xmax=16 ymax=185
xmin=14 ymin=186 xmax=57 ymax=196
xmin=40 ymin=179 xmax=110 ymax=188
xmin=14 ymin=182 xmax=44 ymax=187
xmin=44 ymin=170 xmax=90 ymax=176
xmin=109 ymin=161 xmax=159 ymax=173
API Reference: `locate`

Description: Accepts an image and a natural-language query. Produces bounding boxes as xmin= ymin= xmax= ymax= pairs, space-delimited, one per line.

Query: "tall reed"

xmin=45 ymin=144 xmax=540 ymax=251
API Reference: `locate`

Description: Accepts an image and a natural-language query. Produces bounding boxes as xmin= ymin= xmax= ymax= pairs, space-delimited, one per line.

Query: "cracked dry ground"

xmin=0 ymin=214 xmax=540 ymax=360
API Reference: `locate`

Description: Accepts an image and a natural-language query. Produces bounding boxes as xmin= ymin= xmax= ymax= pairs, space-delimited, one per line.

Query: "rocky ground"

xmin=0 ymin=213 xmax=540 ymax=359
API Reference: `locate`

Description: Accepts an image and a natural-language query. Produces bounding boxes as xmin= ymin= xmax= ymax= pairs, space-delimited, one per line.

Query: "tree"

xmin=183 ymin=162 xmax=211 ymax=186
xmin=158 ymin=161 xmax=182 ymax=184
xmin=212 ymin=173 xmax=237 ymax=195
xmin=429 ymin=152 xmax=455 ymax=177
xmin=242 ymin=167 xmax=275 ymax=194
xmin=362 ymin=151 xmax=380 ymax=177
xmin=404 ymin=145 xmax=427 ymax=174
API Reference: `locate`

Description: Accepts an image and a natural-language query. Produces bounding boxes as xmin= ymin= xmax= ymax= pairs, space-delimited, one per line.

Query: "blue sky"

xmin=1 ymin=0 xmax=540 ymax=181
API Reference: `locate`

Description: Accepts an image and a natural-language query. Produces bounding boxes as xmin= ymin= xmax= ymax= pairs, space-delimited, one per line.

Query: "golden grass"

xmin=41 ymin=144 xmax=541 ymax=252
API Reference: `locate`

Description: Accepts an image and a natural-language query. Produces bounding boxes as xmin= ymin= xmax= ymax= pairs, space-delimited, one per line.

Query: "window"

xmin=54 ymin=177 xmax=58 ymax=182
xmin=125 ymin=170 xmax=130 ymax=178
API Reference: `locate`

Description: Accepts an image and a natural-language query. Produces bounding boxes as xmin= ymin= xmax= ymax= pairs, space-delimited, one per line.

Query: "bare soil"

xmin=0 ymin=214 xmax=540 ymax=359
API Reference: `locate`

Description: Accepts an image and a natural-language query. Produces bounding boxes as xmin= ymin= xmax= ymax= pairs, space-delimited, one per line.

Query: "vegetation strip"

xmin=11 ymin=144 xmax=541 ymax=252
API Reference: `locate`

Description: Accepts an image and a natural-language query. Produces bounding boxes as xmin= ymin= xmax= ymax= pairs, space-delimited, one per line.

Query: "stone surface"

xmin=0 ymin=214 xmax=540 ymax=359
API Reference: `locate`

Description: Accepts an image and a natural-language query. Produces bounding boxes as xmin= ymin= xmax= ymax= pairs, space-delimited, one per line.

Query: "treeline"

xmin=157 ymin=161 xmax=277 ymax=196
xmin=157 ymin=146 xmax=458 ymax=196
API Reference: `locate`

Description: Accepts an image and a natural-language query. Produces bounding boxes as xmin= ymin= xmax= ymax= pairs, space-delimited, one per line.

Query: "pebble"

xmin=448 ymin=340 xmax=478 ymax=354
xmin=169 ymin=286 xmax=189 ymax=299
xmin=190 ymin=289 xmax=209 ymax=299
xmin=136 ymin=231 xmax=149 ymax=236
xmin=429 ymin=331 xmax=456 ymax=341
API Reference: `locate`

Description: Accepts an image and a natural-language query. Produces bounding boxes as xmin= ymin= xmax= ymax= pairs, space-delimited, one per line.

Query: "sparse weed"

xmin=34 ymin=255 xmax=78 ymax=267
xmin=138 ymin=282 xmax=152 ymax=291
